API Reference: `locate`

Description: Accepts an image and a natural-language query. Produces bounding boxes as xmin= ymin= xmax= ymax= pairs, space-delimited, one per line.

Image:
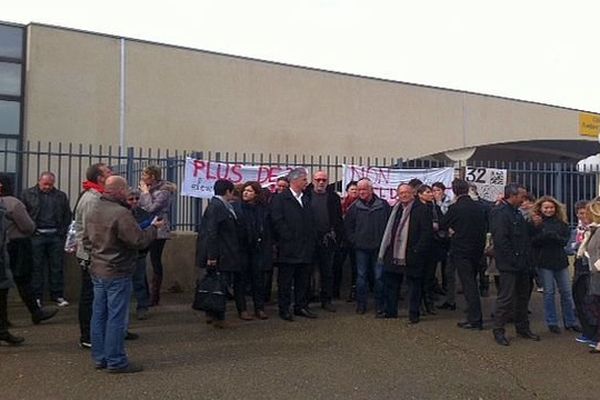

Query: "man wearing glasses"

xmin=304 ymin=171 xmax=343 ymax=312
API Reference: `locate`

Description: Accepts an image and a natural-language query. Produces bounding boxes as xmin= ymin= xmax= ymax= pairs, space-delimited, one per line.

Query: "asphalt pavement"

xmin=1 ymin=291 xmax=599 ymax=400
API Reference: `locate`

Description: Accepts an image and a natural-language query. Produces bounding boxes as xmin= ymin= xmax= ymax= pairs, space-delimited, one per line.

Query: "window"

xmin=0 ymin=62 xmax=21 ymax=96
xmin=0 ymin=24 xmax=23 ymax=60
xmin=0 ymin=100 xmax=20 ymax=135
xmin=0 ymin=138 xmax=18 ymax=173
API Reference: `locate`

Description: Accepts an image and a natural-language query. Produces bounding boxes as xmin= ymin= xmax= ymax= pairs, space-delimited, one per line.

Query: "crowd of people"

xmin=197 ymin=168 xmax=600 ymax=350
xmin=2 ymin=163 xmax=600 ymax=374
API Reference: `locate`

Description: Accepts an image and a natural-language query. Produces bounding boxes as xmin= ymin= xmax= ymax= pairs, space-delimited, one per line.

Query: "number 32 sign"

xmin=465 ymin=167 xmax=507 ymax=201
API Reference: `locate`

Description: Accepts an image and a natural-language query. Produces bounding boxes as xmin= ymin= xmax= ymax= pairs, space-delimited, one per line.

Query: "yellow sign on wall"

xmin=580 ymin=113 xmax=600 ymax=137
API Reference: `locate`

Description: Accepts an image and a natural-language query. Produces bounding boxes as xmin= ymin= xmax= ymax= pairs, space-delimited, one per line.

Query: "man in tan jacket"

xmin=83 ymin=175 xmax=164 ymax=374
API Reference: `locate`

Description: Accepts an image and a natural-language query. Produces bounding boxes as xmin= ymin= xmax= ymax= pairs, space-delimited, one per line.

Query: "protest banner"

xmin=181 ymin=158 xmax=297 ymax=198
xmin=464 ymin=166 xmax=507 ymax=202
xmin=342 ymin=164 xmax=454 ymax=202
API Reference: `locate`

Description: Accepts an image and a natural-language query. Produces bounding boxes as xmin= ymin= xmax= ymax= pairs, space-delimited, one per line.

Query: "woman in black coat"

xmin=239 ymin=181 xmax=273 ymax=320
xmin=416 ymin=184 xmax=443 ymax=315
xmin=530 ymin=196 xmax=579 ymax=334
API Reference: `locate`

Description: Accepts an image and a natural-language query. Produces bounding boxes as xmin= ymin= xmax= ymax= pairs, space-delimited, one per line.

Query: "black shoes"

xmin=493 ymin=329 xmax=509 ymax=346
xmin=0 ymin=331 xmax=25 ymax=346
xmin=294 ymin=308 xmax=318 ymax=319
xmin=408 ymin=317 xmax=420 ymax=325
xmin=279 ymin=312 xmax=294 ymax=322
xmin=549 ymin=325 xmax=561 ymax=334
xmin=566 ymin=325 xmax=583 ymax=333
xmin=517 ymin=330 xmax=541 ymax=341
xmin=124 ymin=331 xmax=139 ymax=341
xmin=79 ymin=338 xmax=92 ymax=349
xmin=457 ymin=321 xmax=483 ymax=331
xmin=32 ymin=306 xmax=59 ymax=325
xmin=106 ymin=362 xmax=144 ymax=374
xmin=437 ymin=302 xmax=456 ymax=311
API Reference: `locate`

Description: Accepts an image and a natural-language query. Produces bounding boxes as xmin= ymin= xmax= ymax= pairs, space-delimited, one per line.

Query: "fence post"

xmin=126 ymin=147 xmax=134 ymax=186
xmin=166 ymin=157 xmax=178 ymax=229
xmin=192 ymin=151 xmax=203 ymax=233
xmin=554 ymin=162 xmax=563 ymax=202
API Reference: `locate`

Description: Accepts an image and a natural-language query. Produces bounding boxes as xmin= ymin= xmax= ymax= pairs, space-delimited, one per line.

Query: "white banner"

xmin=181 ymin=158 xmax=296 ymax=198
xmin=342 ymin=164 xmax=455 ymax=202
xmin=464 ymin=166 xmax=507 ymax=202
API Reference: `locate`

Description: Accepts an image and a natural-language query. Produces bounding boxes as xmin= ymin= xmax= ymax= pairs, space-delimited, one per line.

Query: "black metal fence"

xmin=1 ymin=141 xmax=598 ymax=230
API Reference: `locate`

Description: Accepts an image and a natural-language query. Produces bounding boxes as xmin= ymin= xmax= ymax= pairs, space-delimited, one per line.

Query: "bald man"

xmin=83 ymin=175 xmax=165 ymax=373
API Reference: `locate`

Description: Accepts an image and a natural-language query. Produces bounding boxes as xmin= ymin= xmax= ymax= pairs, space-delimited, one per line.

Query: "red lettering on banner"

xmin=257 ymin=167 xmax=270 ymax=183
xmin=216 ymin=163 xmax=230 ymax=180
xmin=206 ymin=162 xmax=217 ymax=179
xmin=349 ymin=165 xmax=367 ymax=181
xmin=193 ymin=160 xmax=205 ymax=177
xmin=230 ymin=165 xmax=243 ymax=183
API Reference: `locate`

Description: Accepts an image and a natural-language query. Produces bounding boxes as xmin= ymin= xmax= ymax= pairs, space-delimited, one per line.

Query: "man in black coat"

xmin=441 ymin=179 xmax=487 ymax=330
xmin=21 ymin=171 xmax=72 ymax=307
xmin=379 ymin=183 xmax=432 ymax=323
xmin=197 ymin=179 xmax=243 ymax=327
xmin=490 ymin=183 xmax=540 ymax=346
xmin=270 ymin=168 xmax=317 ymax=321
xmin=304 ymin=171 xmax=343 ymax=312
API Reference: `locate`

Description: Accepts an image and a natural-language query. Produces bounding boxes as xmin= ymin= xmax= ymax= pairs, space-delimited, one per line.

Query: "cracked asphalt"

xmin=1 ymin=291 xmax=599 ymax=400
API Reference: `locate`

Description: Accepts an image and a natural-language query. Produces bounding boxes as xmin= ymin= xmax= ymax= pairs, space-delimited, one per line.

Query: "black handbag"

xmin=192 ymin=269 xmax=227 ymax=313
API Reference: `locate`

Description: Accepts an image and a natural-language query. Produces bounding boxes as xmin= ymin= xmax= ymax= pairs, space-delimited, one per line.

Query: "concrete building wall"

xmin=23 ymin=24 xmax=593 ymax=160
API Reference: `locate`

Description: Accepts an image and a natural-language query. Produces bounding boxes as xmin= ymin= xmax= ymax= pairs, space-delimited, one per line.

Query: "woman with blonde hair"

xmin=530 ymin=196 xmax=580 ymax=334
xmin=581 ymin=199 xmax=600 ymax=353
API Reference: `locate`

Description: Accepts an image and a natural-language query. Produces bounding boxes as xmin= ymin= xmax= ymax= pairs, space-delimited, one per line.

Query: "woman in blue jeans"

xmin=530 ymin=196 xmax=580 ymax=334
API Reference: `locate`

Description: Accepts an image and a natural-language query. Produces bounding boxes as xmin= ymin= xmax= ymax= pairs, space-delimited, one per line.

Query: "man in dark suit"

xmin=441 ymin=179 xmax=487 ymax=330
xmin=379 ymin=183 xmax=433 ymax=323
xmin=197 ymin=179 xmax=243 ymax=328
xmin=490 ymin=183 xmax=540 ymax=345
xmin=270 ymin=168 xmax=317 ymax=321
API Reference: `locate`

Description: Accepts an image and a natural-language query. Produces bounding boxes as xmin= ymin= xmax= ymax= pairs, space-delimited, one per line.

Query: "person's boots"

xmin=150 ymin=276 xmax=162 ymax=306
xmin=17 ymin=282 xmax=58 ymax=324
xmin=0 ymin=289 xmax=24 ymax=345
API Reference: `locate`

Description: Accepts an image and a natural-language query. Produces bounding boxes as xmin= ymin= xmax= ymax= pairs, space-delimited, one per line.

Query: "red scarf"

xmin=82 ymin=180 xmax=105 ymax=193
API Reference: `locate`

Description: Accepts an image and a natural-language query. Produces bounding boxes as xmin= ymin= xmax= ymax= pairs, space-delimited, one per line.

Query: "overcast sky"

xmin=5 ymin=0 xmax=600 ymax=113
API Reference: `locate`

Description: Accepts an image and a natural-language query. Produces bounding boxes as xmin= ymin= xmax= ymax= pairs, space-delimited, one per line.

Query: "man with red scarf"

xmin=73 ymin=163 xmax=112 ymax=349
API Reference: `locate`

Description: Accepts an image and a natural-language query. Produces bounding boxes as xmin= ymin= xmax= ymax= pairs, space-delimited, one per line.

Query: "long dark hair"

xmin=242 ymin=181 xmax=265 ymax=205
xmin=0 ymin=173 xmax=15 ymax=197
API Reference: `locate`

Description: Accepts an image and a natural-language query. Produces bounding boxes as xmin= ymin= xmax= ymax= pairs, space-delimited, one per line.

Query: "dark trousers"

xmin=573 ymin=271 xmax=597 ymax=339
xmin=314 ymin=243 xmax=335 ymax=305
xmin=333 ymin=245 xmax=356 ymax=298
xmin=0 ymin=289 xmax=9 ymax=334
xmin=494 ymin=271 xmax=531 ymax=331
xmin=453 ymin=254 xmax=483 ymax=324
xmin=277 ymin=263 xmax=309 ymax=314
xmin=422 ymin=257 xmax=437 ymax=308
xmin=264 ymin=269 xmax=274 ymax=303
xmin=384 ymin=271 xmax=422 ymax=320
xmin=149 ymin=239 xmax=167 ymax=277
xmin=239 ymin=252 xmax=266 ymax=313
xmin=7 ymin=239 xmax=39 ymax=316
xmin=227 ymin=272 xmax=246 ymax=314
xmin=383 ymin=271 xmax=404 ymax=317
xmin=132 ymin=255 xmax=150 ymax=311
xmin=78 ymin=263 xmax=93 ymax=342
xmin=31 ymin=233 xmax=65 ymax=300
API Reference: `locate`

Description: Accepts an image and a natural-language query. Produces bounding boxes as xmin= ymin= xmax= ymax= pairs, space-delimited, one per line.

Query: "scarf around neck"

xmin=378 ymin=201 xmax=414 ymax=264
xmin=82 ymin=180 xmax=105 ymax=193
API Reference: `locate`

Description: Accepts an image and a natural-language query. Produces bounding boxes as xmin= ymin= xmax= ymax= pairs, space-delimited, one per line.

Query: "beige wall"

xmin=24 ymin=24 xmax=594 ymax=160
xmin=24 ymin=25 xmax=121 ymax=145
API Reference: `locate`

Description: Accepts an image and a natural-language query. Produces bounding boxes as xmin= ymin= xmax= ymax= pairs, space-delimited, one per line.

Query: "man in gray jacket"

xmin=83 ymin=175 xmax=164 ymax=373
